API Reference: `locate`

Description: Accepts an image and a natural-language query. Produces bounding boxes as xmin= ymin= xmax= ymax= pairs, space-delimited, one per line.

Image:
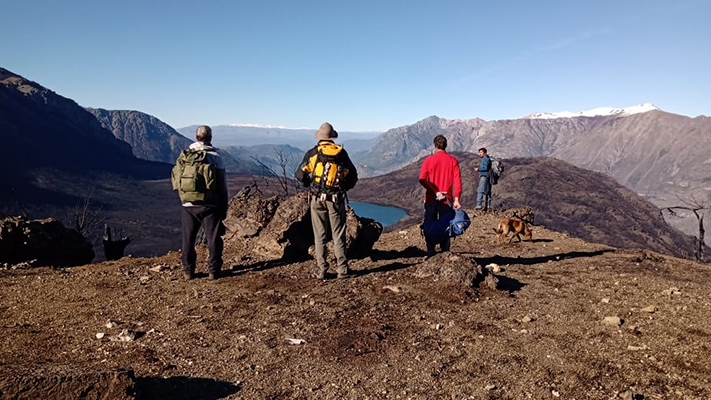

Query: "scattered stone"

xmin=552 ymin=390 xmax=560 ymax=397
xmin=111 ymin=329 xmax=138 ymax=342
xmin=95 ymin=333 xmax=105 ymax=339
xmin=484 ymin=384 xmax=497 ymax=390
xmin=627 ymin=344 xmax=648 ymax=351
xmin=434 ymin=324 xmax=444 ymax=330
xmin=485 ymin=263 xmax=501 ymax=273
xmin=398 ymin=230 xmax=408 ymax=235
xmin=603 ymin=316 xmax=623 ymax=326
xmin=601 ymin=298 xmax=610 ymax=304
xmin=520 ymin=329 xmax=529 ymax=334
xmin=619 ymin=390 xmax=634 ymax=400
xmin=383 ymin=285 xmax=403 ymax=293
xmin=308 ymin=299 xmax=316 ymax=306
xmin=662 ymin=287 xmax=681 ymax=295
xmin=522 ymin=315 xmax=534 ymax=323
xmin=139 ymin=276 xmax=150 ymax=284
xmin=285 ymin=338 xmax=306 ymax=345
xmin=641 ymin=305 xmax=657 ymax=313
xmin=149 ymin=264 xmax=169 ymax=273
xmin=105 ymin=320 xmax=117 ymax=329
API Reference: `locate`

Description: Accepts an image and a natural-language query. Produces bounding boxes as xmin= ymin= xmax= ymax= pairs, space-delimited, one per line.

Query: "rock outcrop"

xmin=0 ymin=367 xmax=135 ymax=400
xmin=224 ymin=192 xmax=382 ymax=260
xmin=414 ymin=252 xmax=497 ymax=289
xmin=0 ymin=217 xmax=94 ymax=267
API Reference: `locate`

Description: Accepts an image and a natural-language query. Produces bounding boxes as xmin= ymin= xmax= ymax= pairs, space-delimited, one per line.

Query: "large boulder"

xmin=223 ymin=195 xmax=281 ymax=238
xmin=414 ymin=252 xmax=498 ymax=290
xmin=224 ymin=192 xmax=383 ymax=260
xmin=0 ymin=217 xmax=94 ymax=267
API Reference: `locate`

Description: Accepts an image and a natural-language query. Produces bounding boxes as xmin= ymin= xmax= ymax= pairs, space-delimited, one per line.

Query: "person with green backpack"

xmin=172 ymin=125 xmax=228 ymax=280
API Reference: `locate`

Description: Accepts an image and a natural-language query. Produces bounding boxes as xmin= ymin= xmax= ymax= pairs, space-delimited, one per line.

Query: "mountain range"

xmin=0 ymin=67 xmax=170 ymax=206
xmin=350 ymin=152 xmax=701 ymax=259
xmin=355 ymin=106 xmax=711 ymax=245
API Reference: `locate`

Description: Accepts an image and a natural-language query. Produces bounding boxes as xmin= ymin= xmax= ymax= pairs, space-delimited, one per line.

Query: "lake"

xmin=349 ymin=201 xmax=408 ymax=227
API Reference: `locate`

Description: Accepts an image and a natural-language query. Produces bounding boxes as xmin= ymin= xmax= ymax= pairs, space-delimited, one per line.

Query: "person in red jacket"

xmin=418 ymin=135 xmax=462 ymax=257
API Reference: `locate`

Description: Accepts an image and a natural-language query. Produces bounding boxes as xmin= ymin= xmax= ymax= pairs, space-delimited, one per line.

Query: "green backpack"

xmin=171 ymin=150 xmax=216 ymax=202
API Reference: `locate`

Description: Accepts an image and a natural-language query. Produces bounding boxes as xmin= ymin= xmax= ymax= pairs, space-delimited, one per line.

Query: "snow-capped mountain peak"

xmin=523 ymin=103 xmax=660 ymax=120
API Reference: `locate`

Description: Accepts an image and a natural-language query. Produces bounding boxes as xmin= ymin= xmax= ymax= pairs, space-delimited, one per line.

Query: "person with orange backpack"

xmin=295 ymin=122 xmax=358 ymax=280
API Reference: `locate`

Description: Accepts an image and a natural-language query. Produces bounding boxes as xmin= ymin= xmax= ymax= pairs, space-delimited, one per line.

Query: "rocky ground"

xmin=1 ymin=210 xmax=710 ymax=399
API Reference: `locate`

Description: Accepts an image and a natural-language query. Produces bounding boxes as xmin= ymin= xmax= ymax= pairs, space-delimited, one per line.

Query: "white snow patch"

xmin=523 ymin=103 xmax=660 ymax=120
xmin=227 ymin=123 xmax=309 ymax=129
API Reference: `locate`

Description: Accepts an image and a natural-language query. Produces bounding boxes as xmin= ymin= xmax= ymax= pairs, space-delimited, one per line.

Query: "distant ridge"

xmin=0 ymin=67 xmax=170 ymax=204
xmin=523 ymin=103 xmax=660 ymax=119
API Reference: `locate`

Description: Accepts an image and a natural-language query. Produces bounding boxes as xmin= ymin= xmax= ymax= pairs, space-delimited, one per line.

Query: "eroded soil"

xmin=1 ymin=211 xmax=710 ymax=399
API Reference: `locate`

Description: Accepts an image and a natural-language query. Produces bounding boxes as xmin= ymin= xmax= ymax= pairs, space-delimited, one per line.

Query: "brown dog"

xmin=493 ymin=218 xmax=532 ymax=244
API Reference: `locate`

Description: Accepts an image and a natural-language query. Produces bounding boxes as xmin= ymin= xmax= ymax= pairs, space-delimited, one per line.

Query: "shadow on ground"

xmin=476 ymin=249 xmax=614 ymax=267
xmin=135 ymin=376 xmax=240 ymax=400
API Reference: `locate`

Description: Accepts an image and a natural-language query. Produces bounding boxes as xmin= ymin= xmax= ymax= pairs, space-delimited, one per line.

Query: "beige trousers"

xmin=310 ymin=195 xmax=348 ymax=274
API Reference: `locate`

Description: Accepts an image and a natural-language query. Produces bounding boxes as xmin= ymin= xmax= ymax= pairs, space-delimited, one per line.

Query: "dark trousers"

xmin=423 ymin=200 xmax=453 ymax=256
xmin=181 ymin=205 xmax=223 ymax=275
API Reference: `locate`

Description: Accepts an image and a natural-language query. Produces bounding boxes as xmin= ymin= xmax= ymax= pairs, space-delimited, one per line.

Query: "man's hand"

xmin=436 ymin=191 xmax=447 ymax=201
xmin=453 ymin=198 xmax=461 ymax=209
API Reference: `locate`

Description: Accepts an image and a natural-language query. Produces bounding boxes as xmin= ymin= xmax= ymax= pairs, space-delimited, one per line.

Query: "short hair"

xmin=434 ymin=135 xmax=447 ymax=150
xmin=196 ymin=125 xmax=212 ymax=142
xmin=478 ymin=147 xmax=487 ymax=154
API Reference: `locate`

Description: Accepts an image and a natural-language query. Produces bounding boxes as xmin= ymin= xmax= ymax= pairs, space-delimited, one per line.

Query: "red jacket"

xmin=418 ymin=150 xmax=462 ymax=203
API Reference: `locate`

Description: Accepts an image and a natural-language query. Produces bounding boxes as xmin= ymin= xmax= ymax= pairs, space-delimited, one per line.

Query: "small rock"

xmin=601 ymin=298 xmax=610 ymax=304
xmin=383 ymin=285 xmax=403 ymax=293
xmin=552 ymin=390 xmax=560 ymax=397
xmin=485 ymin=263 xmax=501 ymax=273
xmin=641 ymin=305 xmax=657 ymax=313
xmin=627 ymin=344 xmax=648 ymax=351
xmin=308 ymin=299 xmax=316 ymax=306
xmin=484 ymin=384 xmax=497 ymax=390
xmin=139 ymin=276 xmax=150 ymax=284
xmin=619 ymin=390 xmax=634 ymax=400
xmin=149 ymin=265 xmax=167 ymax=272
xmin=520 ymin=329 xmax=528 ymax=334
xmin=662 ymin=287 xmax=681 ymax=295
xmin=285 ymin=338 xmax=306 ymax=345
xmin=603 ymin=316 xmax=623 ymax=326
xmin=105 ymin=320 xmax=117 ymax=329
xmin=434 ymin=324 xmax=444 ymax=330
xmin=112 ymin=329 xmax=137 ymax=342
xmin=522 ymin=315 xmax=534 ymax=323
xmin=398 ymin=230 xmax=408 ymax=235
xmin=95 ymin=332 xmax=105 ymax=339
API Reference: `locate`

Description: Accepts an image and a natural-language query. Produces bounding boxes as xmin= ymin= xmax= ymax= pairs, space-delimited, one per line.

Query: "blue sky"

xmin=2 ymin=0 xmax=709 ymax=131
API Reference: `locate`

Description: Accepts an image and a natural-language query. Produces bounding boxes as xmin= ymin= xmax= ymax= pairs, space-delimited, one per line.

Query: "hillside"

xmin=354 ymin=109 xmax=711 ymax=245
xmin=0 ymin=68 xmax=170 ymax=204
xmin=350 ymin=153 xmax=699 ymax=259
xmin=87 ymin=108 xmax=243 ymax=172
xmin=1 ymin=211 xmax=710 ymax=399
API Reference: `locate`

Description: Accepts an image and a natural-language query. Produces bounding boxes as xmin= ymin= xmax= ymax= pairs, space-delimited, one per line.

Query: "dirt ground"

xmin=1 ymin=210 xmax=710 ymax=399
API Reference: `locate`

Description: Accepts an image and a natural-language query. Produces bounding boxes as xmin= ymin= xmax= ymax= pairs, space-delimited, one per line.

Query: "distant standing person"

xmin=295 ymin=122 xmax=358 ymax=280
xmin=172 ymin=125 xmax=228 ymax=280
xmin=418 ymin=135 xmax=462 ymax=257
xmin=474 ymin=147 xmax=491 ymax=210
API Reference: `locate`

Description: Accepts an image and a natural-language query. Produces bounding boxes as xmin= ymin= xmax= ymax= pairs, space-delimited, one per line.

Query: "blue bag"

xmin=448 ymin=209 xmax=471 ymax=237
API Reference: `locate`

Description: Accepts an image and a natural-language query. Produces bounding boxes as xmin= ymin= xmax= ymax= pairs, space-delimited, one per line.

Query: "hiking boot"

xmin=183 ymin=271 xmax=194 ymax=281
xmin=475 ymin=205 xmax=483 ymax=210
xmin=208 ymin=270 xmax=220 ymax=280
xmin=336 ymin=269 xmax=350 ymax=279
xmin=315 ymin=269 xmax=326 ymax=280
